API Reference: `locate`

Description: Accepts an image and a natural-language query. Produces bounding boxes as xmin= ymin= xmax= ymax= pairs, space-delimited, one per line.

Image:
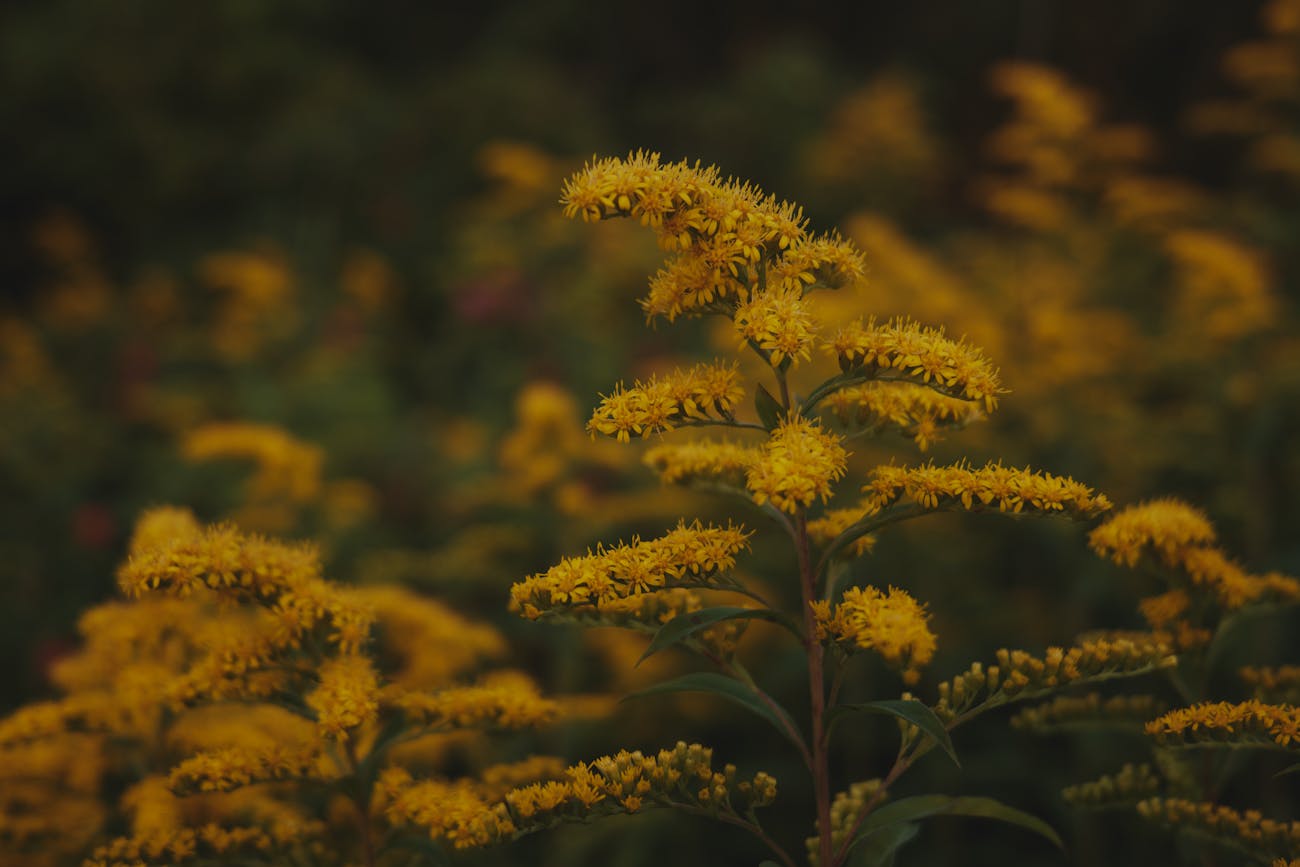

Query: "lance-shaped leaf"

xmin=826 ymin=699 xmax=959 ymax=767
xmin=637 ymin=606 xmax=799 ymax=666
xmin=754 ymin=384 xmax=784 ymax=430
xmin=851 ymin=821 xmax=920 ymax=867
xmin=624 ymin=672 xmax=805 ymax=753
xmin=846 ymin=795 xmax=1062 ymax=860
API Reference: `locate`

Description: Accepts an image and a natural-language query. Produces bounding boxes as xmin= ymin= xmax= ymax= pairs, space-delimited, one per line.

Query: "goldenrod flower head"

xmin=1242 ymin=666 xmax=1300 ymax=704
xmin=1136 ymin=797 xmax=1300 ymax=861
xmin=864 ymin=460 xmax=1111 ymax=517
xmin=117 ymin=522 xmax=321 ymax=600
xmin=809 ymin=779 xmax=885 ymax=864
xmin=816 ymin=586 xmax=936 ymax=683
xmin=385 ymin=672 xmax=558 ymax=731
xmin=382 ymin=741 xmax=775 ymax=849
xmin=588 ymin=362 xmax=744 ymax=442
xmin=510 ymin=520 xmax=751 ymax=619
xmin=1010 ymin=693 xmax=1166 ymax=732
xmin=1147 ymin=700 xmax=1300 ymax=748
xmin=306 ymin=654 xmax=380 ymax=741
xmin=562 ymin=152 xmax=864 ymax=321
xmin=127 ymin=506 xmax=202 ymax=556
xmin=1088 ymin=498 xmax=1217 ymax=567
xmin=733 ymin=287 xmax=819 ymax=367
xmin=1062 ymin=763 xmax=1162 ymax=808
xmin=933 ymin=637 xmax=1175 ymax=721
xmin=643 ymin=438 xmax=758 ymax=487
xmin=989 ymin=62 xmax=1096 ymax=141
xmin=825 ymin=316 xmax=1003 ymax=411
xmin=355 ymin=585 xmax=505 ymax=690
xmin=182 ymin=422 xmax=323 ymax=504
xmin=822 ymin=381 xmax=984 ymax=450
xmin=806 ymin=499 xmax=880 ymax=557
xmin=169 ymin=745 xmax=325 ymax=794
xmin=746 ymin=415 xmax=848 ymax=513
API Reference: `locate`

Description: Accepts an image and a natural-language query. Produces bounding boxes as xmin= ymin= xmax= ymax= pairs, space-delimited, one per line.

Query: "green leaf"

xmin=755 ymin=384 xmax=784 ymax=430
xmin=637 ymin=606 xmax=792 ymax=666
xmin=828 ymin=699 xmax=959 ymax=768
xmin=850 ymin=821 xmax=919 ymax=867
xmin=847 ymin=795 xmax=1062 ymax=858
xmin=1276 ymin=762 xmax=1300 ymax=778
xmin=624 ymin=672 xmax=804 ymax=750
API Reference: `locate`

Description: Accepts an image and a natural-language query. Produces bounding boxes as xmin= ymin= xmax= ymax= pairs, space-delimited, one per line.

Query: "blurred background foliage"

xmin=1 ymin=0 xmax=1299 ymax=865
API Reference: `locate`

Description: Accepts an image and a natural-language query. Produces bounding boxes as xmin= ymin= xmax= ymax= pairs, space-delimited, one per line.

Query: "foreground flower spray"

xmin=509 ymin=152 xmax=1176 ymax=866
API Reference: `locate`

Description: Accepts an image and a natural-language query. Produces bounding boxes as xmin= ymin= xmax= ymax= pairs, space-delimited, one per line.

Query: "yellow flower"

xmin=182 ymin=422 xmax=323 ymax=504
xmin=511 ymin=520 xmax=751 ymax=618
xmin=561 ymin=152 xmax=863 ymax=322
xmin=817 ymin=586 xmax=936 ymax=683
xmin=643 ymin=438 xmax=758 ymax=487
xmin=821 ymin=381 xmax=984 ymax=450
xmin=825 ymin=316 xmax=1003 ymax=411
xmin=746 ymin=416 xmax=848 ymax=513
xmin=733 ymin=287 xmax=819 ymax=367
xmin=1147 ymin=700 xmax=1300 ymax=748
xmin=864 ymin=460 xmax=1110 ymax=518
xmin=587 ymin=362 xmax=744 ymax=442
xmin=305 ymin=655 xmax=380 ymax=741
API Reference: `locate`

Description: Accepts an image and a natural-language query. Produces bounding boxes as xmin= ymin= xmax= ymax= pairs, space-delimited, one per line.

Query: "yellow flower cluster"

xmin=587 ymin=362 xmax=745 ymax=442
xmin=821 ymin=381 xmax=984 ymax=450
xmin=382 ymin=741 xmax=777 ymax=849
xmin=591 ymin=588 xmax=750 ymax=657
xmin=354 ymin=585 xmax=506 ymax=690
xmin=168 ymin=745 xmax=325 ymax=794
xmin=1136 ymin=798 xmax=1300 ymax=861
xmin=826 ymin=317 xmax=1003 ymax=411
xmin=643 ymin=438 xmax=758 ymax=487
xmin=1009 ymin=692 xmax=1167 ymax=732
xmin=181 ymin=422 xmax=323 ymax=503
xmin=808 ymin=779 xmax=885 ymax=865
xmin=117 ymin=521 xmax=374 ymax=688
xmin=1242 ymin=666 xmax=1300 ymax=704
xmin=864 ymin=460 xmax=1112 ymax=517
xmin=1090 ymin=499 xmax=1300 ymax=609
xmin=814 ymin=586 xmax=936 ymax=684
xmin=933 ymin=637 xmax=1176 ymax=721
xmin=1164 ymin=229 xmax=1276 ymax=341
xmin=306 ymin=655 xmax=380 ymax=741
xmin=745 ymin=415 xmax=848 ymax=513
xmin=386 ymin=672 xmax=559 ymax=731
xmin=1089 ymin=499 xmax=1217 ymax=566
xmin=560 ymin=152 xmax=864 ymax=321
xmin=510 ymin=520 xmax=751 ymax=619
xmin=1061 ymin=763 xmax=1162 ymax=808
xmin=733 ymin=287 xmax=819 ymax=366
xmin=805 ymin=502 xmax=878 ymax=556
xmin=85 ymin=823 xmax=299 ymax=867
xmin=1135 ymin=589 xmax=1213 ymax=651
xmin=1146 ymin=700 xmax=1300 ymax=748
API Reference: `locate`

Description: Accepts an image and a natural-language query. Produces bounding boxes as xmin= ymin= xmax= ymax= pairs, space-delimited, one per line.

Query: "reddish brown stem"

xmin=796 ymin=512 xmax=834 ymax=867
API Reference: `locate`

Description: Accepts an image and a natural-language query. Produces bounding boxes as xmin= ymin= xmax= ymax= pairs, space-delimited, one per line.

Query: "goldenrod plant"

xmin=0 ymin=505 xmax=610 ymax=867
xmin=1012 ymin=498 xmax=1300 ymax=864
xmin=506 ymin=152 xmax=1177 ymax=867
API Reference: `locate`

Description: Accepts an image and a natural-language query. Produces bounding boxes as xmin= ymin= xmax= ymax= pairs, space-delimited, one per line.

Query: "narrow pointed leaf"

xmin=755 ymin=384 xmax=784 ymax=430
xmin=851 ymin=821 xmax=919 ymax=867
xmin=1275 ymin=762 xmax=1300 ymax=778
xmin=848 ymin=794 xmax=1062 ymax=858
xmin=637 ymin=606 xmax=793 ymax=666
xmin=624 ymin=672 xmax=804 ymax=750
xmin=829 ymin=699 xmax=959 ymax=767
